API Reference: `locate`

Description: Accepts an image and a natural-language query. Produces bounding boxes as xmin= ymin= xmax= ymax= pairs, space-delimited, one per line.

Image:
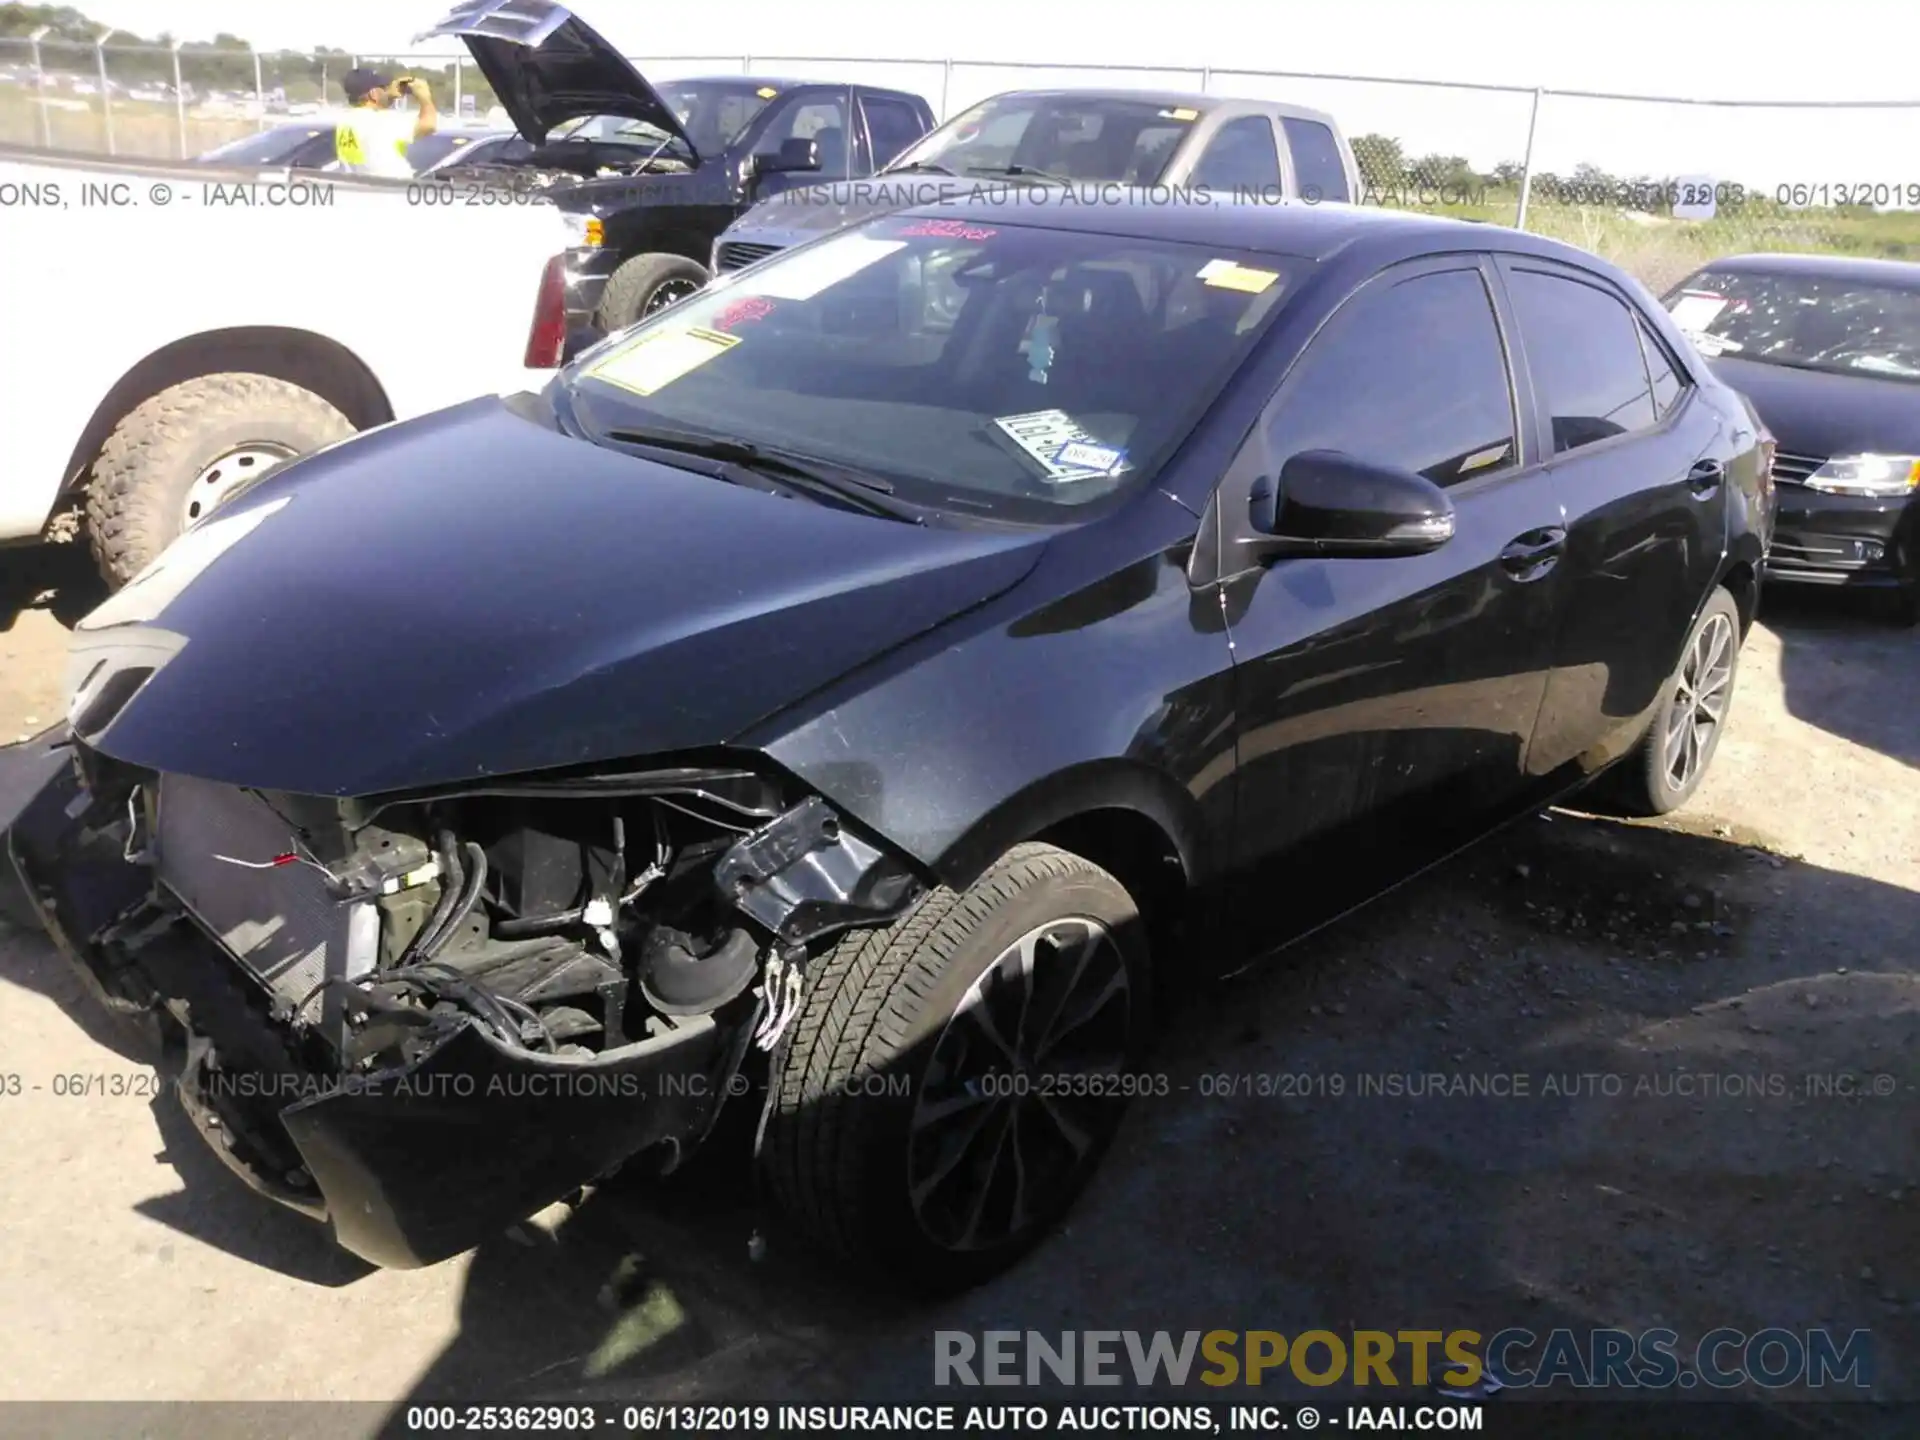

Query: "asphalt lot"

xmin=0 ymin=540 xmax=1915 ymax=1432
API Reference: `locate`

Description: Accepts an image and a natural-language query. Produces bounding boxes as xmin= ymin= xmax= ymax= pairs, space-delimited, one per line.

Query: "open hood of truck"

xmin=414 ymin=0 xmax=699 ymax=159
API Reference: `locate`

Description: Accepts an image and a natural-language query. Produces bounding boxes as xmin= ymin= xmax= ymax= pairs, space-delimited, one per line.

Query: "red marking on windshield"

xmin=898 ymin=219 xmax=998 ymax=240
xmin=713 ymin=296 xmax=777 ymax=331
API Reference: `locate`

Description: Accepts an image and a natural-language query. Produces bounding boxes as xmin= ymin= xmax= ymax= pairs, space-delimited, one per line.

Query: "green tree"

xmin=1352 ymin=132 xmax=1404 ymax=190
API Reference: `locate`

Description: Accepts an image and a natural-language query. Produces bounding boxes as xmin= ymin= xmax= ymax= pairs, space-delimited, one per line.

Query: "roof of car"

xmin=1697 ymin=251 xmax=1920 ymax=289
xmin=968 ymin=89 xmax=1342 ymax=127
xmin=674 ymin=74 xmax=912 ymax=95
xmin=897 ymin=191 xmax=1596 ymax=266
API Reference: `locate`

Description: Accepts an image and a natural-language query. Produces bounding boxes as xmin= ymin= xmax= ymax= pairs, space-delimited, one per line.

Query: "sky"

xmin=69 ymin=0 xmax=1920 ymax=183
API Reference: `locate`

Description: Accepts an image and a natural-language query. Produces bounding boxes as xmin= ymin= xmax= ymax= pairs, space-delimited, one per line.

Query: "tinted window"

xmin=1190 ymin=116 xmax=1282 ymax=195
xmin=1266 ymin=268 xmax=1515 ymax=487
xmin=195 ymin=125 xmax=329 ymax=164
xmin=292 ymin=132 xmax=345 ymax=168
xmin=763 ymin=95 xmax=853 ymax=176
xmin=406 ymin=131 xmax=482 ymax=170
xmin=658 ymin=81 xmax=776 ymax=152
xmin=1663 ymin=267 xmax=1920 ymax=382
xmin=1281 ymin=117 xmax=1350 ymax=202
xmin=889 ymin=95 xmax=1200 ymax=184
xmin=1507 ymin=270 xmax=1656 ymax=453
xmin=862 ymin=95 xmax=925 ymax=168
xmin=1639 ymin=319 xmax=1684 ymax=418
xmin=567 ymin=221 xmax=1302 ymax=523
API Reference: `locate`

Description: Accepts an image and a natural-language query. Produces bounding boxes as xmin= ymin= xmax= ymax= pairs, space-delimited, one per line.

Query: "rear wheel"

xmin=85 ymin=375 xmax=353 ymax=588
xmin=759 ymin=843 xmax=1150 ymax=1292
xmin=594 ymin=253 xmax=709 ymax=332
xmin=1588 ymin=587 xmax=1742 ymax=817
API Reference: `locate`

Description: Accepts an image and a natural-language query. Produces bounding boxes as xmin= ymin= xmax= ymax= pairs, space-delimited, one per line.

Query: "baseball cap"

xmin=343 ymin=67 xmax=392 ymax=100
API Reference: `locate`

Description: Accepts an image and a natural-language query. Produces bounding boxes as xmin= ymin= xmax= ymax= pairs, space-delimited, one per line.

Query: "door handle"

xmin=1688 ymin=457 xmax=1726 ymax=496
xmin=1499 ymin=526 xmax=1566 ymax=582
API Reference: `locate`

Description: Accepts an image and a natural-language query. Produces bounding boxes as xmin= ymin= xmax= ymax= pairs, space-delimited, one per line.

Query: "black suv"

xmin=420 ymin=0 xmax=934 ymax=330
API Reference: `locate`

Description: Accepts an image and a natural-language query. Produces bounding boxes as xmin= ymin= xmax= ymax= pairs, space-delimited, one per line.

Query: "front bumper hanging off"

xmin=0 ymin=727 xmax=736 ymax=1268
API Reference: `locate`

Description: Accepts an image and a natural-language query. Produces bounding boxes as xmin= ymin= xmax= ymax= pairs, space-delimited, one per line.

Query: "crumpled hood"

xmin=68 ymin=396 xmax=1046 ymax=798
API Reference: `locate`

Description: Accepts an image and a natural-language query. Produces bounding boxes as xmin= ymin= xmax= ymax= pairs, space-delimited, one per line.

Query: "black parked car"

xmin=416 ymin=0 xmax=934 ymax=330
xmin=0 ymin=197 xmax=1770 ymax=1290
xmin=1662 ymin=252 xmax=1920 ymax=623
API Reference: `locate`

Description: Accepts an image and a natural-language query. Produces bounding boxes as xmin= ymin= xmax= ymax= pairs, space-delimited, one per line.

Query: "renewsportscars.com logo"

xmin=934 ymin=1327 xmax=1874 ymax=1391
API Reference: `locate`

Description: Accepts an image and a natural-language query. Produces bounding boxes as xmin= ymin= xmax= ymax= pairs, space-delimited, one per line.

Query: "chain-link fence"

xmin=3 ymin=40 xmax=1915 ymax=287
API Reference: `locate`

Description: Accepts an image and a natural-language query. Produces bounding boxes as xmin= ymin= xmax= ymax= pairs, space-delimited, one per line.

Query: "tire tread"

xmin=760 ymin=843 xmax=1110 ymax=1266
xmin=85 ymin=374 xmax=350 ymax=586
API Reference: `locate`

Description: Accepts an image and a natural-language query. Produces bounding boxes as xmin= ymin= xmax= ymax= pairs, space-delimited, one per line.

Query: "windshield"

xmin=547 ymin=82 xmax=775 ymax=156
xmin=1664 ymin=267 xmax=1920 ymax=382
xmin=560 ymin=215 xmax=1301 ymax=523
xmin=196 ymin=126 xmax=329 ymax=164
xmin=887 ymin=94 xmax=1202 ymax=184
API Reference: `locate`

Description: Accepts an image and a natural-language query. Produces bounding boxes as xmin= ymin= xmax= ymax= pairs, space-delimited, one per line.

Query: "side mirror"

xmin=752 ymin=136 xmax=821 ymax=179
xmin=1247 ymin=450 xmax=1456 ymax=558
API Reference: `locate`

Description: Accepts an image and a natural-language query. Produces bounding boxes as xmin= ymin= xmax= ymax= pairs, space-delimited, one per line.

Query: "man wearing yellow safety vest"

xmin=335 ymin=67 xmax=439 ymax=178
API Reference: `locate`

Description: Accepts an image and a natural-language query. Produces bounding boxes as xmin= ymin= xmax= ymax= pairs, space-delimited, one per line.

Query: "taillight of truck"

xmin=524 ymin=254 xmax=569 ymax=369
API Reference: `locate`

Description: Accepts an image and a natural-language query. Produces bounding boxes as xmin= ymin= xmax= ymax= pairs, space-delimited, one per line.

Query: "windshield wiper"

xmin=883 ymin=160 xmax=957 ymax=176
xmin=601 ymin=425 xmax=928 ymax=524
xmin=965 ymin=163 xmax=1075 ymax=185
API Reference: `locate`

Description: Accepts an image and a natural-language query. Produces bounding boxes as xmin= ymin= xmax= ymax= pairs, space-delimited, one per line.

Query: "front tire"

xmin=1590 ymin=587 xmax=1742 ymax=817
xmin=759 ymin=843 xmax=1150 ymax=1292
xmin=85 ymin=375 xmax=353 ymax=588
xmin=594 ymin=253 xmax=709 ymax=332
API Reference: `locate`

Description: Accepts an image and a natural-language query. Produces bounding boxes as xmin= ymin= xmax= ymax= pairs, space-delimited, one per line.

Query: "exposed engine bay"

xmin=132 ymin=758 xmax=915 ymax=1067
xmin=456 ymin=142 xmax=695 ymax=189
xmin=9 ymin=739 xmax=922 ymax=1264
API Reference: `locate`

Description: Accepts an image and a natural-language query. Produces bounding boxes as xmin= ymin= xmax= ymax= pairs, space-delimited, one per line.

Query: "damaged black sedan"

xmin=0 ymin=196 xmax=1769 ymax=1290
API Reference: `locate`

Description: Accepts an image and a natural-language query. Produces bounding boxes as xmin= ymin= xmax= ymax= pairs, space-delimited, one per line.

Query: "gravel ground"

xmin=0 ymin=544 xmax=1914 ymax=1433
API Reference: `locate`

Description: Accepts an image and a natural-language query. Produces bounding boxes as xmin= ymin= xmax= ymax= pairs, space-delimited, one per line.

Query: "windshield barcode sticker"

xmin=994 ymin=411 xmax=1128 ymax=483
xmin=587 ymin=326 xmax=740 ymax=397
xmin=1668 ymin=292 xmax=1728 ymax=334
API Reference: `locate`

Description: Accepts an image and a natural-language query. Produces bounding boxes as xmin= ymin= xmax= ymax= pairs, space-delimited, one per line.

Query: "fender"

xmin=743 ymin=496 xmax=1239 ymax=910
xmin=929 ymin=757 xmax=1207 ymax=895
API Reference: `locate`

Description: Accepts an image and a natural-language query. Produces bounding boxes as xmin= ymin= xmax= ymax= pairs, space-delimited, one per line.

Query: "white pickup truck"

xmin=0 ymin=145 xmax=584 ymax=586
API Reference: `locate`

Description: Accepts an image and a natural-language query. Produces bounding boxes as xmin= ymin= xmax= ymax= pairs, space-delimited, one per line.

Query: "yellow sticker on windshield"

xmin=587 ymin=325 xmax=740 ymax=397
xmin=1198 ymin=258 xmax=1280 ymax=294
xmin=756 ymin=86 xmax=778 ymax=99
xmin=1162 ymin=107 xmax=1200 ymax=121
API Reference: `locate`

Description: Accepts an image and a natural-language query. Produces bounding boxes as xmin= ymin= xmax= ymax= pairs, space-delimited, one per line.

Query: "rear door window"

xmin=1190 ymin=116 xmax=1283 ymax=196
xmin=1266 ymin=266 xmax=1517 ymax=487
xmin=1507 ymin=269 xmax=1658 ymax=452
xmin=1280 ymin=117 xmax=1350 ymax=202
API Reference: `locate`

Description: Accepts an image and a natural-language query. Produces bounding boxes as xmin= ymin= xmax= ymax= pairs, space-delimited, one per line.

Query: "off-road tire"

xmin=85 ymin=375 xmax=353 ymax=589
xmin=759 ymin=843 xmax=1151 ymax=1293
xmin=594 ymin=253 xmax=709 ymax=332
xmin=1587 ymin=587 xmax=1743 ymax=818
